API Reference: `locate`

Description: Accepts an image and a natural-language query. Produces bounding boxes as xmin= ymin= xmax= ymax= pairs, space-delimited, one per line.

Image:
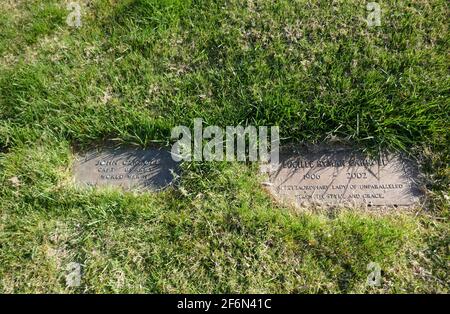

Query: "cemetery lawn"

xmin=0 ymin=0 xmax=448 ymax=293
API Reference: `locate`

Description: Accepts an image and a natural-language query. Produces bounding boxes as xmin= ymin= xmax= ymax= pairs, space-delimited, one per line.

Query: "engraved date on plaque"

xmin=262 ymin=146 xmax=422 ymax=208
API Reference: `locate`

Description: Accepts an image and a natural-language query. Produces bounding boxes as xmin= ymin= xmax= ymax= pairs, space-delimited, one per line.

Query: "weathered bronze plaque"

xmin=261 ymin=146 xmax=423 ymax=208
xmin=73 ymin=147 xmax=180 ymax=191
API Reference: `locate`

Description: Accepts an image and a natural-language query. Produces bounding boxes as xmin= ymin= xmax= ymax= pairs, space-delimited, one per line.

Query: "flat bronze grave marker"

xmin=73 ymin=147 xmax=179 ymax=191
xmin=261 ymin=146 xmax=423 ymax=209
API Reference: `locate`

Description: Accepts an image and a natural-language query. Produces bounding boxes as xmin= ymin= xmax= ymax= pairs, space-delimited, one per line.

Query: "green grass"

xmin=0 ymin=0 xmax=448 ymax=293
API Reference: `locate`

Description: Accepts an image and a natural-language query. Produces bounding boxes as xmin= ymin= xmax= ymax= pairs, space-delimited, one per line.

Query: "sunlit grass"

xmin=0 ymin=0 xmax=448 ymax=293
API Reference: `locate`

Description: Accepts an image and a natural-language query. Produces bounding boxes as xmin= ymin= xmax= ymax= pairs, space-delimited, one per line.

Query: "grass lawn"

xmin=0 ymin=0 xmax=448 ymax=293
